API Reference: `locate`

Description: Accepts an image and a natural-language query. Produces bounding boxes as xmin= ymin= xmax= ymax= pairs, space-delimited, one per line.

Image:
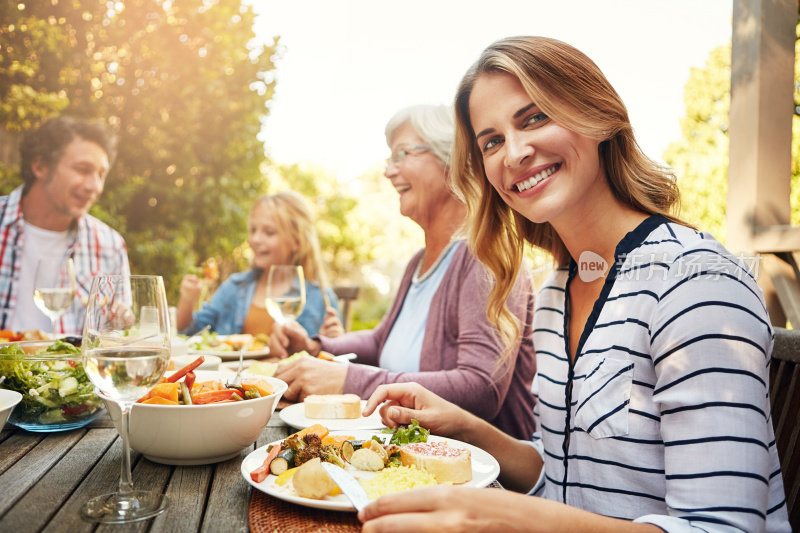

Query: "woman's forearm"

xmin=175 ymin=299 xmax=194 ymax=331
xmin=455 ymin=411 xmax=543 ymax=492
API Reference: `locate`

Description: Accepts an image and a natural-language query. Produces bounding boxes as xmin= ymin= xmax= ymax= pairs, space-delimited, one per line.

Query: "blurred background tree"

xmin=0 ymin=0 xmax=418 ymax=328
xmin=0 ymin=0 xmax=277 ymax=304
xmin=664 ymin=13 xmax=800 ymax=241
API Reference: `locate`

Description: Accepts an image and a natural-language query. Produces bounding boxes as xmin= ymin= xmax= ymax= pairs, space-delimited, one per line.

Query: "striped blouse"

xmin=529 ymin=215 xmax=790 ymax=532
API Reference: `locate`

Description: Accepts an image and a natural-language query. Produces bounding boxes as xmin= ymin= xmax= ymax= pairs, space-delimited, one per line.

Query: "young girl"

xmin=360 ymin=36 xmax=790 ymax=532
xmin=177 ymin=191 xmax=341 ymax=338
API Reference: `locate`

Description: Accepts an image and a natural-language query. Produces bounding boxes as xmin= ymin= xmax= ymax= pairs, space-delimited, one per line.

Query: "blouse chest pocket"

xmin=574 ymin=357 xmax=634 ymax=439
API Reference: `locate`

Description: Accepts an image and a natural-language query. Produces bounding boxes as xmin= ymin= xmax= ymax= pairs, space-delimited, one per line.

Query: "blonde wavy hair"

xmin=450 ymin=36 xmax=684 ymax=352
xmin=252 ymin=191 xmax=329 ymax=288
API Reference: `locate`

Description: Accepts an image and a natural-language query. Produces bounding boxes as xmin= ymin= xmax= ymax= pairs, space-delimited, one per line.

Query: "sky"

xmin=250 ymin=0 xmax=733 ymax=183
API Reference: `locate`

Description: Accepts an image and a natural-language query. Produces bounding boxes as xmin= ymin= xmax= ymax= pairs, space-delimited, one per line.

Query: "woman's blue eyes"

xmin=526 ymin=112 xmax=548 ymax=126
xmin=482 ymin=138 xmax=501 ymax=151
xmin=480 ymin=112 xmax=549 ymax=153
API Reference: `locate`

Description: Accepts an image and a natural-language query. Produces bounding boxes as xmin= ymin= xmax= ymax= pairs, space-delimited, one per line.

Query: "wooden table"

xmin=0 ymin=410 xmax=292 ymax=533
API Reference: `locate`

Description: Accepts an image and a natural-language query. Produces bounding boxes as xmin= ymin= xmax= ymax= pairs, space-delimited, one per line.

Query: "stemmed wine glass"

xmin=33 ymin=257 xmax=77 ymax=335
xmin=80 ymin=275 xmax=170 ymax=523
xmin=265 ymin=265 xmax=306 ymax=326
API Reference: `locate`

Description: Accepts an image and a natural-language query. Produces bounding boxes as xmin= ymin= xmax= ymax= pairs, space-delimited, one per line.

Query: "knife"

xmin=320 ymin=462 xmax=370 ymax=512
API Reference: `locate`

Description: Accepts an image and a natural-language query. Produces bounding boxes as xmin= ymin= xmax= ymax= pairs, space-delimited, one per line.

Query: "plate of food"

xmin=187 ymin=331 xmax=269 ymax=360
xmin=241 ymin=423 xmax=500 ymax=512
xmin=0 ymin=329 xmax=51 ymax=343
xmin=279 ymin=394 xmax=385 ymax=431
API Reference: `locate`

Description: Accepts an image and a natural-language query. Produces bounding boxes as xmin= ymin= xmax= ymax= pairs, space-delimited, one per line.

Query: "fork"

xmin=228 ymin=347 xmax=244 ymax=389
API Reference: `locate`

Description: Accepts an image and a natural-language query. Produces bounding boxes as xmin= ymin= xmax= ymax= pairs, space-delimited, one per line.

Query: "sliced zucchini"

xmin=270 ymin=448 xmax=296 ymax=475
xmin=341 ymin=440 xmax=365 ymax=463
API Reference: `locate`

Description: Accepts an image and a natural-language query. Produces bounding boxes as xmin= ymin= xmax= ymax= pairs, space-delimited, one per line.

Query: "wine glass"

xmin=33 ymin=257 xmax=77 ymax=335
xmin=265 ymin=265 xmax=306 ymax=326
xmin=80 ymin=275 xmax=170 ymax=523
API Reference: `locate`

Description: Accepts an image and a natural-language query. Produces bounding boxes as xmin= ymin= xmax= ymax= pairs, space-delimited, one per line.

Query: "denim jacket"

xmin=181 ymin=269 xmax=338 ymax=337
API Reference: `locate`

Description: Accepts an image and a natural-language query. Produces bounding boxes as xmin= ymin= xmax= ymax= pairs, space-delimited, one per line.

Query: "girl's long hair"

xmin=253 ymin=191 xmax=329 ymax=288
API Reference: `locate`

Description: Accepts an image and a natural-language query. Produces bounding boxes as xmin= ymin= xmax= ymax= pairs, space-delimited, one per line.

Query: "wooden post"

xmin=728 ymin=0 xmax=795 ymax=250
xmin=729 ymin=0 xmax=797 ymax=325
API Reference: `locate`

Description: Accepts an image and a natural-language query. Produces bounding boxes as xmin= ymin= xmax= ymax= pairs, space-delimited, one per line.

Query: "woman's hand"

xmin=363 ymin=383 xmax=471 ymax=440
xmin=175 ymin=274 xmax=204 ymax=331
xmin=273 ymin=355 xmax=347 ymax=401
xmin=359 ymin=486 xmax=533 ymax=533
xmin=268 ymin=321 xmax=320 ymax=358
xmin=359 ymin=486 xmax=664 ymax=533
xmin=318 ymin=307 xmax=345 ymax=338
xmin=179 ymin=274 xmax=203 ymax=303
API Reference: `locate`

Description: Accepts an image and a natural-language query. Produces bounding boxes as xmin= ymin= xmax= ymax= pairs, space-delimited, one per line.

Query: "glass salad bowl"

xmin=0 ymin=339 xmax=104 ymax=432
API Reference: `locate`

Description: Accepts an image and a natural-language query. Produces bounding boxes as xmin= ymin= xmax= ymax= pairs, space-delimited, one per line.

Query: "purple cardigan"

xmin=320 ymin=242 xmax=537 ymax=439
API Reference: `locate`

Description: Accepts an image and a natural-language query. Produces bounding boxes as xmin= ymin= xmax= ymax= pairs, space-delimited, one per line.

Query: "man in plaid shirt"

xmin=0 ymin=116 xmax=130 ymax=335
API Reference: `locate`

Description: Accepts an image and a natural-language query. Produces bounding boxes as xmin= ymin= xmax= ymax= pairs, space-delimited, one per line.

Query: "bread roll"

xmin=304 ymin=394 xmax=361 ymax=419
xmin=399 ymin=442 xmax=472 ymax=484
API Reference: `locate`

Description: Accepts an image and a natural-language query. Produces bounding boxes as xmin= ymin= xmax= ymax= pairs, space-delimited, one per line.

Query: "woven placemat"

xmin=249 ymin=480 xmax=503 ymax=532
xmin=249 ymin=490 xmax=362 ymax=532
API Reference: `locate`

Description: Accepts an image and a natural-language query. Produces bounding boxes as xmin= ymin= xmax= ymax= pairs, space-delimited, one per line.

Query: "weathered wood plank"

xmin=0 ymin=430 xmax=84 ymax=516
xmin=0 ymin=428 xmax=117 ymax=533
xmin=42 ymin=436 xmax=170 ymax=533
xmin=201 ymin=449 xmax=254 ymax=533
xmin=0 ymin=411 xmax=293 ymax=532
xmin=149 ymin=464 xmax=213 ymax=533
xmin=0 ymin=430 xmax=45 ymax=475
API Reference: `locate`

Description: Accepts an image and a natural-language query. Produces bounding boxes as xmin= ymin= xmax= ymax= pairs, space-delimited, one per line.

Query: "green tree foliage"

xmin=0 ymin=0 xmax=279 ymax=302
xmin=665 ymin=19 xmax=800 ymax=242
xmin=663 ymin=46 xmax=731 ymax=240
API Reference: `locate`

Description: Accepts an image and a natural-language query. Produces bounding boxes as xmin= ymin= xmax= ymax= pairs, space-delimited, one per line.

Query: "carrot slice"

xmin=250 ymin=444 xmax=283 ymax=482
xmin=321 ymin=434 xmax=354 ymax=448
xmin=192 ymin=389 xmax=244 ymax=404
xmin=138 ymin=382 xmax=180 ymax=403
xmin=294 ymin=423 xmax=329 ymax=440
xmin=184 ymin=371 xmax=196 ymax=391
xmin=141 ymin=397 xmax=179 ymax=405
xmin=166 ymin=356 xmax=205 ymax=383
xmin=241 ymin=378 xmax=273 ymax=397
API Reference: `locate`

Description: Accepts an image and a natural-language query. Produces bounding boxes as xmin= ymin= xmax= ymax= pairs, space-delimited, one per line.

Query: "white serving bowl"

xmin=104 ymin=370 xmax=286 ymax=465
xmin=0 ymin=389 xmax=23 ymax=433
xmin=171 ymin=354 xmax=222 ymax=371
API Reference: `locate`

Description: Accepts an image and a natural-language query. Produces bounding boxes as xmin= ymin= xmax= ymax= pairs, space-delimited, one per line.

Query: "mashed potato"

xmin=359 ymin=465 xmax=437 ymax=500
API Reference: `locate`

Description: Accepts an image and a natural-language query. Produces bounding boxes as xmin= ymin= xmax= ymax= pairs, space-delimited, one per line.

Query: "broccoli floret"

xmin=320 ymin=444 xmax=346 ymax=468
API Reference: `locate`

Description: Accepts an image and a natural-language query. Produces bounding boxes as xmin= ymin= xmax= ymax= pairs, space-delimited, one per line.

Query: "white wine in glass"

xmin=80 ymin=275 xmax=170 ymax=524
xmin=33 ymin=258 xmax=77 ymax=334
xmin=265 ymin=265 xmax=306 ymax=325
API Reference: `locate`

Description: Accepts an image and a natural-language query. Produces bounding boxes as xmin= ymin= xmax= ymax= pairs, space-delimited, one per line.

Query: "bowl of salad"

xmin=104 ymin=363 xmax=287 ymax=465
xmin=0 ymin=339 xmax=104 ymax=432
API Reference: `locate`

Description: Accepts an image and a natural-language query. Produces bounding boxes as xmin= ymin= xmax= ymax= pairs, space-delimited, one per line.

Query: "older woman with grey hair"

xmin=269 ymin=104 xmax=537 ymax=439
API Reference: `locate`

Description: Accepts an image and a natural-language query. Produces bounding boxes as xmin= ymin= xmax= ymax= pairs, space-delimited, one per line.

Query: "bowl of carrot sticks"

xmin=104 ymin=356 xmax=287 ymax=465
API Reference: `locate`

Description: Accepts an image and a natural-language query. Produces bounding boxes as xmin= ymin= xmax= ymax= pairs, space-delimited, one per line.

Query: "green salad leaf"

xmin=0 ymin=341 xmax=101 ymax=426
xmin=382 ymin=419 xmax=430 ymax=445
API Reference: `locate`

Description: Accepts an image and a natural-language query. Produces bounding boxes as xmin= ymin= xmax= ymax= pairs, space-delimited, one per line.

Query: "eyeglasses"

xmin=387 ymin=144 xmax=432 ymax=165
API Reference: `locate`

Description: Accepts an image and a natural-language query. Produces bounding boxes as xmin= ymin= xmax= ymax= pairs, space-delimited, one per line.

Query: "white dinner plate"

xmin=241 ymin=429 xmax=500 ymax=512
xmin=187 ymin=334 xmax=270 ymax=360
xmin=278 ymin=400 xmax=384 ymax=431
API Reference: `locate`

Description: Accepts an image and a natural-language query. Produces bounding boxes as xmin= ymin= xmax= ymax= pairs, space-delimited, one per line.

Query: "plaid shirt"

xmin=0 ymin=186 xmax=131 ymax=334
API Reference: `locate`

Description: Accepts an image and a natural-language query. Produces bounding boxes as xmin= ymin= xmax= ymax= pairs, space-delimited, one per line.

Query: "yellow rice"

xmin=359 ymin=465 xmax=437 ymax=500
